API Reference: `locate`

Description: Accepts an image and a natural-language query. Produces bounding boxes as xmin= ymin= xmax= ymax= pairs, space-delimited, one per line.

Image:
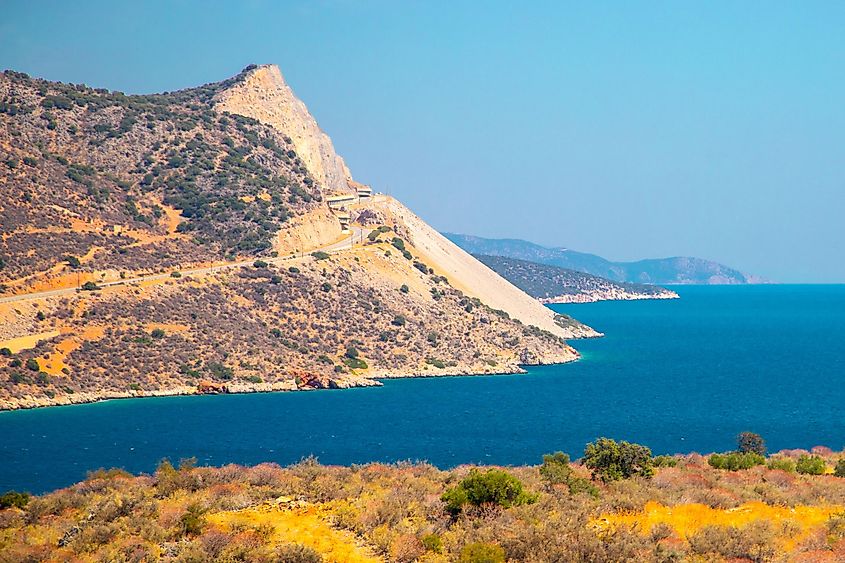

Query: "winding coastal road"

xmin=0 ymin=226 xmax=367 ymax=305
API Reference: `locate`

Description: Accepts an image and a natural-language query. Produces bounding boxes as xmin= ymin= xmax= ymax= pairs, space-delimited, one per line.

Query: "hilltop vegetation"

xmin=1 ymin=67 xmax=323 ymax=284
xmin=475 ymin=255 xmax=678 ymax=303
xmin=2 ymin=436 xmax=844 ymax=562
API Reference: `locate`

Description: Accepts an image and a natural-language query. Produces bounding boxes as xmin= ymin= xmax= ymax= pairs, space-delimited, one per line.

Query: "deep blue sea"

xmin=2 ymin=285 xmax=844 ymax=494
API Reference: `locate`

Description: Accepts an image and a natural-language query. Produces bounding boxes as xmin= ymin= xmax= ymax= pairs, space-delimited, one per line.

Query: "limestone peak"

xmin=214 ymin=64 xmax=354 ymax=195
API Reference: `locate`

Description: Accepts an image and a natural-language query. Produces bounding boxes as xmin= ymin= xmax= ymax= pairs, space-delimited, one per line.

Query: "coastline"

xmin=0 ymin=353 xmax=581 ymax=412
xmin=541 ymin=290 xmax=679 ymax=304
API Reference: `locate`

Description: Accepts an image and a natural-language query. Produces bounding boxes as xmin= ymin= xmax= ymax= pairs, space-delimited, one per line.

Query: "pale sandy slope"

xmin=366 ymin=196 xmax=600 ymax=340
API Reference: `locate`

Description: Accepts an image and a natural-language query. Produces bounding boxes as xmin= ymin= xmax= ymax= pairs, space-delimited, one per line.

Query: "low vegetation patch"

xmin=1 ymin=434 xmax=844 ymax=562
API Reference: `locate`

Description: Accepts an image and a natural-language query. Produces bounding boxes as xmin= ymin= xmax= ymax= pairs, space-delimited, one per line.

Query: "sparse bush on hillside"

xmin=835 ymin=459 xmax=845 ymax=478
xmin=796 ymin=455 xmax=826 ymax=475
xmin=708 ymin=451 xmax=765 ymax=471
xmin=767 ymin=456 xmax=796 ymax=472
xmin=441 ymin=469 xmax=536 ymax=515
xmin=583 ymin=438 xmax=654 ymax=482
xmin=0 ymin=490 xmax=30 ymax=509
xmin=653 ymin=455 xmax=678 ymax=468
xmin=540 ymin=452 xmax=599 ymax=497
xmin=64 ymin=255 xmax=81 ymax=268
xmin=311 ymin=251 xmax=330 ymax=260
xmin=459 ymin=542 xmax=506 ymax=563
xmin=687 ymin=521 xmax=776 ymax=561
xmin=274 ymin=543 xmax=323 ymax=563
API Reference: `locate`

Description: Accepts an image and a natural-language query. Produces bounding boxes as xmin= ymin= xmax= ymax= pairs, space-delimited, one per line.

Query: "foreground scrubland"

xmin=2 ymin=437 xmax=845 ymax=562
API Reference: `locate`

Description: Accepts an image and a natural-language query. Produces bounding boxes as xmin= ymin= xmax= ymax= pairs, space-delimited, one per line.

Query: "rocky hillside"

xmin=476 ymin=255 xmax=679 ymax=303
xmin=0 ymin=65 xmax=595 ymax=410
xmin=447 ymin=234 xmax=763 ymax=285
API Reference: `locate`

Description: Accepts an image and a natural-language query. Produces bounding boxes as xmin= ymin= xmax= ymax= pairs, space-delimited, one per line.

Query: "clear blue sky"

xmin=2 ymin=1 xmax=843 ymax=282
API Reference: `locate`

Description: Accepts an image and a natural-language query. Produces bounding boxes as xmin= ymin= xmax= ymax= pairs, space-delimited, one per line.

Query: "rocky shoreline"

xmin=541 ymin=289 xmax=679 ymax=304
xmin=0 ymin=353 xmax=582 ymax=411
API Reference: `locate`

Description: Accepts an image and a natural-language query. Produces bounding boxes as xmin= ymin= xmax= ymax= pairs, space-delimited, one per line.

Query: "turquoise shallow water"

xmin=2 ymin=285 xmax=844 ymax=494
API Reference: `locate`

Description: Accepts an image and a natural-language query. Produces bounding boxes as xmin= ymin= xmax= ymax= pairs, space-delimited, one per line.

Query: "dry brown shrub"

xmin=199 ymin=529 xmax=232 ymax=559
xmin=688 ymin=520 xmax=777 ymax=561
xmin=391 ymin=533 xmax=426 ymax=562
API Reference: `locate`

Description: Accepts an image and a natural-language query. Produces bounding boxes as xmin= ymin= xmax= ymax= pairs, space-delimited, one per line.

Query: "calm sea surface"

xmin=2 ymin=285 xmax=844 ymax=494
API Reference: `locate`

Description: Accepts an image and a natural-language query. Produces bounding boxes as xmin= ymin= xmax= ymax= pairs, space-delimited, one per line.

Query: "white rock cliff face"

xmin=214 ymin=64 xmax=354 ymax=195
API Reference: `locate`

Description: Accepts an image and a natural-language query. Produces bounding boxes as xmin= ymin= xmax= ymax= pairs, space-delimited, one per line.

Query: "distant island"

xmin=446 ymin=233 xmax=764 ymax=285
xmin=475 ymin=254 xmax=679 ymax=303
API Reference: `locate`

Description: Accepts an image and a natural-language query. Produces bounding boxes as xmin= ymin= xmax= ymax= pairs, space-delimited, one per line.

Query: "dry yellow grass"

xmin=597 ymin=500 xmax=845 ymax=551
xmin=208 ymin=502 xmax=382 ymax=562
xmin=0 ymin=330 xmax=60 ymax=353
xmin=40 ymin=325 xmax=106 ymax=375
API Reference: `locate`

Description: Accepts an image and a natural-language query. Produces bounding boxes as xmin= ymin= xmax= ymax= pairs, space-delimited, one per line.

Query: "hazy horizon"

xmin=2 ymin=1 xmax=843 ymax=282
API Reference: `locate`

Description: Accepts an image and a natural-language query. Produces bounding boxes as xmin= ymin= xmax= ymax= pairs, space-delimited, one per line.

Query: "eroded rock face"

xmin=214 ymin=64 xmax=354 ymax=195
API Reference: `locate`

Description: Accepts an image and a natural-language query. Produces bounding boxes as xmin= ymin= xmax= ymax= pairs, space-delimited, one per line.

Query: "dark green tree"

xmin=441 ymin=469 xmax=536 ymax=515
xmin=583 ymin=438 xmax=654 ymax=482
xmin=737 ymin=432 xmax=766 ymax=456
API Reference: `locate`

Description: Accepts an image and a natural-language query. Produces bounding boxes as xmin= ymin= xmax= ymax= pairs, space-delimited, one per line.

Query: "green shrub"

xmin=25 ymin=358 xmax=40 ymax=372
xmin=179 ymin=503 xmax=206 ymax=536
xmin=540 ymin=452 xmax=599 ymax=497
xmin=64 ymin=255 xmax=81 ymax=268
xmin=311 ymin=251 xmax=330 ymax=260
xmin=0 ymin=347 xmax=11 ymax=356
xmin=583 ymin=438 xmax=654 ymax=482
xmin=206 ymin=362 xmax=234 ymax=380
xmin=391 ymin=237 xmax=405 ymax=251
xmin=0 ymin=490 xmax=30 ymax=509
xmin=399 ymin=284 xmax=409 ymax=294
xmin=737 ymin=432 xmax=766 ymax=456
xmin=459 ymin=542 xmax=505 ymax=563
xmin=343 ymin=357 xmax=367 ymax=370
xmin=151 ymin=328 xmax=165 ymax=339
xmin=425 ymin=357 xmax=446 ymax=369
xmin=253 ymin=260 xmax=268 ymax=268
xmin=421 ymin=533 xmax=442 ymax=553
xmin=767 ymin=457 xmax=796 ymax=473
xmin=835 ymin=459 xmax=845 ymax=478
xmin=81 ymin=281 xmax=100 ymax=291
xmin=708 ymin=452 xmax=765 ymax=471
xmin=442 ymin=469 xmax=536 ymax=515
xmin=391 ymin=315 xmax=406 ymax=326
xmin=796 ymin=455 xmax=826 ymax=475
xmin=653 ymin=455 xmax=678 ymax=468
